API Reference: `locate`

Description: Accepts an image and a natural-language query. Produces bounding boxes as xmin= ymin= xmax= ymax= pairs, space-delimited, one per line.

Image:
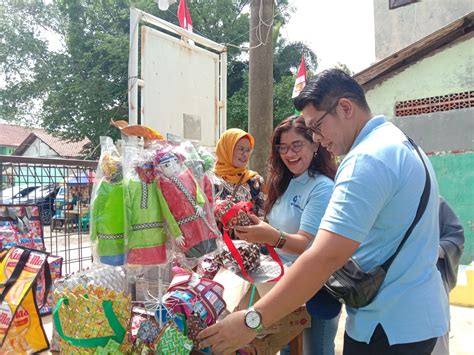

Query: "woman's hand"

xmin=234 ymin=214 xmax=279 ymax=246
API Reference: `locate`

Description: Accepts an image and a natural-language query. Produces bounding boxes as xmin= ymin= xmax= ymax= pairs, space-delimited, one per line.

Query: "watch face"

xmin=245 ymin=310 xmax=261 ymax=329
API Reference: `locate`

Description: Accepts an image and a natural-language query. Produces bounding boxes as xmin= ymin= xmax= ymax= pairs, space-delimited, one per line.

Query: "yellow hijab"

xmin=215 ymin=128 xmax=258 ymax=184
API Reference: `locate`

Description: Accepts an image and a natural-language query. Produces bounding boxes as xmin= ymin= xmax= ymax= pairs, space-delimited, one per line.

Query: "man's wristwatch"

xmin=244 ymin=307 xmax=264 ymax=333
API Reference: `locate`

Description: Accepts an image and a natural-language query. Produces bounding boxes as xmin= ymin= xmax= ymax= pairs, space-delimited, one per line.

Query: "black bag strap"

xmin=36 ymin=260 xmax=52 ymax=310
xmin=0 ymin=249 xmax=31 ymax=303
xmin=381 ymin=137 xmax=431 ymax=272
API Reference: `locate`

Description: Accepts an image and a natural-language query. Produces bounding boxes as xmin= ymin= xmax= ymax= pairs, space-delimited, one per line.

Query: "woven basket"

xmin=53 ymin=284 xmax=131 ymax=354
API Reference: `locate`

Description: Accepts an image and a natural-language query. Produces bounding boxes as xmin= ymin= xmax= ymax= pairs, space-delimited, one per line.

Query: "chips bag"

xmin=0 ymin=247 xmax=50 ymax=354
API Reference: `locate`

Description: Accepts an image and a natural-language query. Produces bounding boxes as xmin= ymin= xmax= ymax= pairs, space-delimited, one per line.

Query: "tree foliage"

xmin=0 ymin=0 xmax=317 ymax=156
xmin=334 ymin=62 xmax=354 ymax=76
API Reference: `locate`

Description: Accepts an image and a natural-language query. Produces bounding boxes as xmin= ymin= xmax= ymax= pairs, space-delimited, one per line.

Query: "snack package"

xmin=0 ymin=247 xmax=50 ymax=354
xmin=0 ymin=205 xmax=44 ymax=251
xmin=90 ymin=137 xmax=125 ymax=266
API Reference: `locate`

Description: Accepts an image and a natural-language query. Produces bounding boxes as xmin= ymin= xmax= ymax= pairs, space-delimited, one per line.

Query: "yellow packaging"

xmin=0 ymin=247 xmax=50 ymax=354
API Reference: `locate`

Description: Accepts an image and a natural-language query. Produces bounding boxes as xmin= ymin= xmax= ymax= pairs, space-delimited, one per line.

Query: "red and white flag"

xmin=292 ymin=53 xmax=307 ymax=98
xmin=177 ymin=0 xmax=193 ymax=32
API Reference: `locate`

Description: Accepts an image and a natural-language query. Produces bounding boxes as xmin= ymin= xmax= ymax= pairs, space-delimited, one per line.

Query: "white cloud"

xmin=283 ymin=0 xmax=376 ymax=74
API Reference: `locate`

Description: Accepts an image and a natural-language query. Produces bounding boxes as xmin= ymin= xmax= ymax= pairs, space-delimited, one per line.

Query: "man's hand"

xmin=197 ymin=310 xmax=257 ymax=354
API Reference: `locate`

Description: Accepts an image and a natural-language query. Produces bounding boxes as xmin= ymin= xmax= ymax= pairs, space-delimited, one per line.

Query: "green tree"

xmin=0 ymin=0 xmax=256 ymax=156
xmin=334 ymin=62 xmax=354 ymax=76
xmin=227 ymin=42 xmax=317 ymax=130
xmin=0 ymin=0 xmax=311 ymax=155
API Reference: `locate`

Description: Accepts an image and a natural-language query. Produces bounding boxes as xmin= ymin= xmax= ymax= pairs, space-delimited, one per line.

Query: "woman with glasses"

xmin=235 ymin=116 xmax=339 ymax=355
xmin=214 ymin=128 xmax=265 ymax=217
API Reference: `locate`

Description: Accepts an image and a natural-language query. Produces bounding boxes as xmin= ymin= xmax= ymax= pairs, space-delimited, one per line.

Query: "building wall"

xmin=429 ymin=153 xmax=474 ymax=265
xmin=366 ymin=36 xmax=473 ymax=118
xmin=374 ymin=0 xmax=472 ymax=60
xmin=22 ymin=138 xmax=58 ymax=158
xmin=364 ymin=36 xmax=473 ymax=263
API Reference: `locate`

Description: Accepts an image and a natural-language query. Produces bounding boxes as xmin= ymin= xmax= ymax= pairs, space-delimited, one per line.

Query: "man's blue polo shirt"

xmin=267 ymin=171 xmax=333 ymax=264
xmin=319 ymin=116 xmax=449 ymax=344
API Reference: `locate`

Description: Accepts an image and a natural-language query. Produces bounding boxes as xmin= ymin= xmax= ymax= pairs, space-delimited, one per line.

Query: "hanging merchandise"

xmin=52 ymin=265 xmax=131 ymax=354
xmin=0 ymin=247 xmax=51 ymax=354
xmin=123 ymin=141 xmax=176 ymax=268
xmin=90 ymin=137 xmax=125 ymax=266
xmin=172 ymin=141 xmax=215 ymax=187
xmin=0 ymin=204 xmax=44 ymax=251
xmin=154 ymin=148 xmax=221 ymax=262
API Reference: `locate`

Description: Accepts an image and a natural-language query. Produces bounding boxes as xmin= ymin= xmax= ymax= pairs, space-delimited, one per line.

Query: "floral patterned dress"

xmin=214 ymin=175 xmax=265 ymax=218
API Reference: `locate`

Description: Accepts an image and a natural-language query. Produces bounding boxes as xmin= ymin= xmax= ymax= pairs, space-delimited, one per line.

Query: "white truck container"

xmin=129 ymin=8 xmax=227 ymax=146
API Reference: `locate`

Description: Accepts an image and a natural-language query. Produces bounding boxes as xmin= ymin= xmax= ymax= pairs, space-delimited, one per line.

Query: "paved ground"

xmin=333 ymin=305 xmax=474 ymax=355
xmin=41 ymin=304 xmax=473 ymax=354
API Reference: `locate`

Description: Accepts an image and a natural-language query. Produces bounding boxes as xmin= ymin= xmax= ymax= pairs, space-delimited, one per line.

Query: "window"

xmin=0 ymin=146 xmax=15 ymax=155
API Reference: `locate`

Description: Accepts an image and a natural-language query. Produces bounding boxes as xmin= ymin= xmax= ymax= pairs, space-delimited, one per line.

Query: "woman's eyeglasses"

xmin=275 ymin=140 xmax=305 ymax=154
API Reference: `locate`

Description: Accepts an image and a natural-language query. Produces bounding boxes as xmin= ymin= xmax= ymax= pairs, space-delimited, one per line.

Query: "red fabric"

xmin=177 ymin=0 xmax=193 ymax=31
xmin=296 ymin=52 xmax=306 ymax=79
xmin=127 ymin=244 xmax=167 ymax=265
xmin=159 ymin=170 xmax=218 ymax=253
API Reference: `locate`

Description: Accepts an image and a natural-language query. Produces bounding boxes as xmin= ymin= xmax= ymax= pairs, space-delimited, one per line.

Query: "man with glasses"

xmin=199 ymin=69 xmax=447 ymax=354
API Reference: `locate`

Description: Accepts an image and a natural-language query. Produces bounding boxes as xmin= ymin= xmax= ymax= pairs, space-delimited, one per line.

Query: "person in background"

xmin=214 ymin=128 xmax=265 ymax=217
xmin=199 ymin=68 xmax=448 ymax=355
xmin=235 ymin=116 xmax=339 ymax=354
xmin=433 ymin=197 xmax=465 ymax=355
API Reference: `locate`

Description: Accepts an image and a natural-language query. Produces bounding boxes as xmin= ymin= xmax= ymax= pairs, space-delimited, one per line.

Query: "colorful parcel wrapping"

xmin=53 ymin=265 xmax=131 ymax=354
xmin=90 ymin=137 xmax=125 ymax=266
xmin=0 ymin=247 xmax=50 ymax=354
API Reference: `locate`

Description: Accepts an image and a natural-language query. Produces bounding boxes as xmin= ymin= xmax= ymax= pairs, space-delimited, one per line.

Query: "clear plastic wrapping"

xmin=123 ymin=140 xmax=172 ymax=271
xmin=89 ymin=137 xmax=125 ymax=266
xmin=154 ymin=146 xmax=221 ymax=266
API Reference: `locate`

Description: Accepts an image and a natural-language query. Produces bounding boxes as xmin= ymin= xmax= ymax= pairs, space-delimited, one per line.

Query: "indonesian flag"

xmin=177 ymin=0 xmax=193 ymax=32
xmin=292 ymin=53 xmax=307 ymax=98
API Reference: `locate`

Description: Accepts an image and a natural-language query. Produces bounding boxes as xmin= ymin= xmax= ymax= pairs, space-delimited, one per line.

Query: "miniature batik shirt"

xmin=125 ymin=180 xmax=180 ymax=265
xmin=90 ymin=179 xmax=125 ymax=266
xmin=157 ymin=170 xmax=219 ymax=259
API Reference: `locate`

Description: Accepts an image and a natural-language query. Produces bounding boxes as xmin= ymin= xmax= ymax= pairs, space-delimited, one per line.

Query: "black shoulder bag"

xmin=323 ymin=138 xmax=431 ymax=308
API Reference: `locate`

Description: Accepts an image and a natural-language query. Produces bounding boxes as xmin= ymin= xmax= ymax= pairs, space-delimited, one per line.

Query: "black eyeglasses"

xmin=275 ymin=140 xmax=305 ymax=154
xmin=308 ymin=99 xmax=341 ymax=136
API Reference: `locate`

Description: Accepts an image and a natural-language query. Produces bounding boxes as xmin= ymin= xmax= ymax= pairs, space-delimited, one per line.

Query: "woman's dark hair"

xmin=264 ymin=116 xmax=338 ymax=216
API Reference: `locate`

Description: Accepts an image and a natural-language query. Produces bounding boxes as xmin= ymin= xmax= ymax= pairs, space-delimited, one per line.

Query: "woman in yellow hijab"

xmin=214 ymin=128 xmax=265 ymax=216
